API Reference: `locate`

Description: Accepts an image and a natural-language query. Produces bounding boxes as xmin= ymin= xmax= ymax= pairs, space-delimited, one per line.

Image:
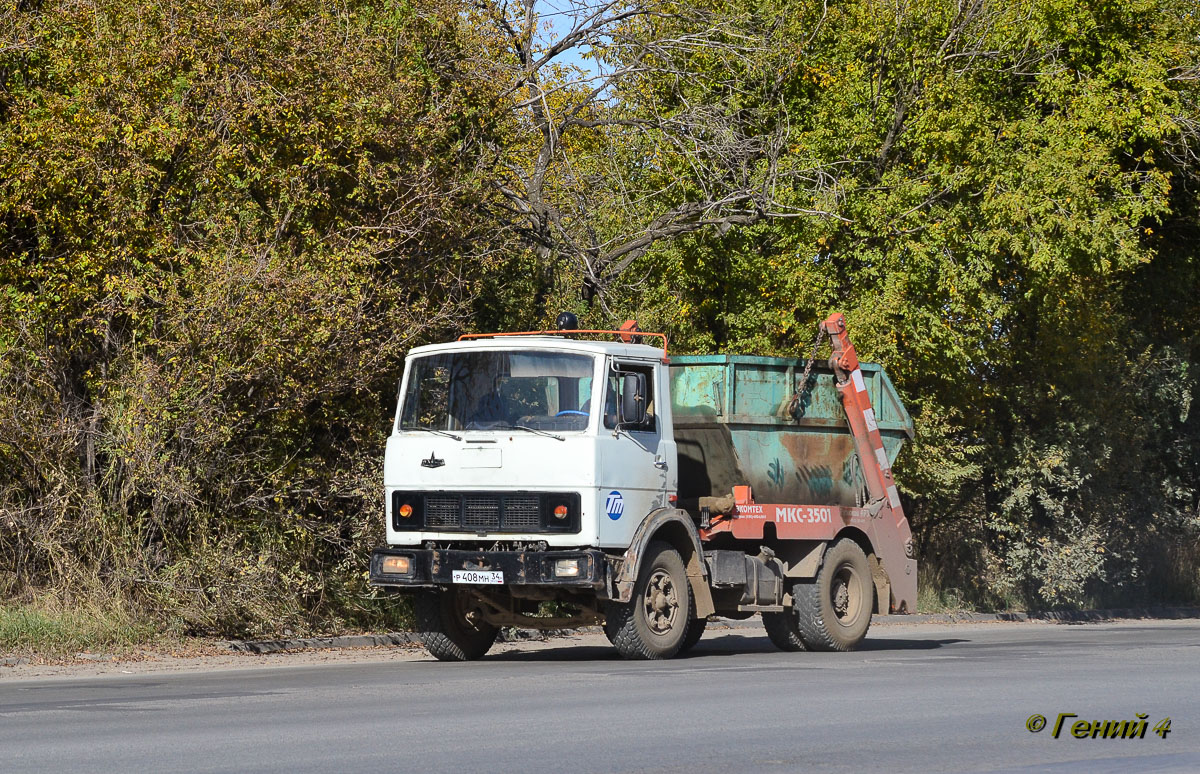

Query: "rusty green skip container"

xmin=669 ymin=355 xmax=913 ymax=507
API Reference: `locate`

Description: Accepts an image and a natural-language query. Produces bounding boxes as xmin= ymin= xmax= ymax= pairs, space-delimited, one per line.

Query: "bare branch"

xmin=469 ymin=0 xmax=854 ymax=305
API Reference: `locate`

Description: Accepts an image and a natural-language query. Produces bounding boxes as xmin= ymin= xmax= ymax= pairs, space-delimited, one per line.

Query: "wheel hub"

xmin=642 ymin=570 xmax=679 ymax=635
xmin=831 ymin=567 xmax=860 ymax=623
xmin=834 ymin=581 xmax=849 ymax=617
xmin=455 ymin=592 xmax=489 ymax=632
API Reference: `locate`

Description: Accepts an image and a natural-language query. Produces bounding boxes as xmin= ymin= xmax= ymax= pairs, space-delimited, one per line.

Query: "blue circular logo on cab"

xmin=605 ymin=490 xmax=625 ymax=521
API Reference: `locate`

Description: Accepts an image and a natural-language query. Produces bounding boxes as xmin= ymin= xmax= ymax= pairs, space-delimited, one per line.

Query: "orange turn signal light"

xmin=553 ymin=505 xmax=569 ymax=520
xmin=398 ymin=503 xmax=413 ymax=518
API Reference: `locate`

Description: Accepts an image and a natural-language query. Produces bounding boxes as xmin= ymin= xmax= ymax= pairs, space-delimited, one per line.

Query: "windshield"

xmin=399 ymin=350 xmax=596 ymax=433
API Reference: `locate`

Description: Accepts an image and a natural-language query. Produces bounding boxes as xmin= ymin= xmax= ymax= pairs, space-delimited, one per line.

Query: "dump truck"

xmin=370 ymin=313 xmax=916 ymax=660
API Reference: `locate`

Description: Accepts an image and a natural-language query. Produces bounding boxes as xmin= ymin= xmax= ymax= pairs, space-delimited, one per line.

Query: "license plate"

xmin=452 ymin=569 xmax=503 ymax=585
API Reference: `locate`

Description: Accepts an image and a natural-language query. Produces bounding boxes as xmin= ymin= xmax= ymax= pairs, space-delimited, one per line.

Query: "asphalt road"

xmin=2 ymin=620 xmax=1198 ymax=774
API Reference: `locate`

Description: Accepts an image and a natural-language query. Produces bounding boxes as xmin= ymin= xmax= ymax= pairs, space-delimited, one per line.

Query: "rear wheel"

xmin=793 ymin=538 xmax=873 ymax=652
xmin=604 ymin=541 xmax=692 ymax=659
xmin=761 ymin=610 xmax=805 ymax=652
xmin=413 ymin=589 xmax=499 ymax=661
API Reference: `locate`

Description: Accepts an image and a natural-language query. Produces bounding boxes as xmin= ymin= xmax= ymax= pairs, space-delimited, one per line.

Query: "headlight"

xmin=553 ymin=558 xmax=581 ymax=578
xmin=381 ymin=555 xmax=412 ymax=574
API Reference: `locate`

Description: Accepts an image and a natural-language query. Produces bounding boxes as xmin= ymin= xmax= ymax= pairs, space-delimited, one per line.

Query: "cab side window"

xmin=603 ymin=363 xmax=657 ymax=433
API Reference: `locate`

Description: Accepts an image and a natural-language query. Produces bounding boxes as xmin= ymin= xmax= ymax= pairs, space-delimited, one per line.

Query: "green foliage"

xmin=1 ymin=0 xmax=1198 ymax=645
xmin=0 ymin=0 xmax=507 ymax=637
xmin=596 ymin=0 xmax=1200 ymax=608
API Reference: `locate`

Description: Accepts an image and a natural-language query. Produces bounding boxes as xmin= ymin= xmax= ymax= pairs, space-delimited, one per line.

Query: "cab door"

xmin=596 ymin=358 xmax=676 ymax=548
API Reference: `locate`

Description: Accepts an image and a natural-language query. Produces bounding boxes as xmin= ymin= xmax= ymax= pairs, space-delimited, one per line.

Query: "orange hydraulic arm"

xmin=823 ymin=314 xmax=907 ymax=527
xmin=822 ymin=312 xmax=916 ymax=608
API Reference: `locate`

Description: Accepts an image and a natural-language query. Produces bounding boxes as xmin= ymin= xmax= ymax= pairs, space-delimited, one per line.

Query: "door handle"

xmin=654 ymin=455 xmax=668 ymax=470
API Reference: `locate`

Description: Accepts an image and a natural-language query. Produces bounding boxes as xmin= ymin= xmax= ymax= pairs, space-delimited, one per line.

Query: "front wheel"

xmin=604 ymin=541 xmax=692 ymax=659
xmin=413 ymin=589 xmax=499 ymax=661
xmin=793 ymin=538 xmax=873 ymax=651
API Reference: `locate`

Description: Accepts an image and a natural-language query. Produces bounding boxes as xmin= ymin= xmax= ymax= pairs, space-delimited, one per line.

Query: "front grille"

xmin=464 ymin=496 xmax=501 ymax=529
xmin=393 ymin=491 xmax=580 ymax=534
xmin=503 ymin=497 xmax=541 ymax=530
xmin=427 ymin=496 xmax=461 ymax=528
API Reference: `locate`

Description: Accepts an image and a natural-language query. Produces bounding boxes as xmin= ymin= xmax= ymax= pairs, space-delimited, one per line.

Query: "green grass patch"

xmin=0 ymin=603 xmax=158 ymax=657
xmin=916 ymin=584 xmax=972 ymax=614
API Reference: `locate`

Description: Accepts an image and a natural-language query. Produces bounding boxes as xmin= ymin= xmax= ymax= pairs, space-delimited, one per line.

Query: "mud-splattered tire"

xmin=413 ymin=589 xmax=499 ymax=661
xmin=793 ymin=538 xmax=873 ymax=652
xmin=761 ymin=610 xmax=805 ymax=652
xmin=604 ymin=541 xmax=691 ymax=660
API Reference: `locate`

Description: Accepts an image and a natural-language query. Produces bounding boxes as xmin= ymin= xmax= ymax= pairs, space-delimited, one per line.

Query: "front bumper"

xmin=370 ymin=546 xmax=608 ymax=589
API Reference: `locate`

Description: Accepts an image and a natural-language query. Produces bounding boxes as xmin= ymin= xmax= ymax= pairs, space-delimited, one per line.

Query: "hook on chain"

xmin=786 ymin=326 xmax=828 ymax=421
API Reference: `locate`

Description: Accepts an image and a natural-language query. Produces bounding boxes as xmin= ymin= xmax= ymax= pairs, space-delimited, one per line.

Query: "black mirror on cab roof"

xmin=620 ymin=372 xmax=647 ymax=426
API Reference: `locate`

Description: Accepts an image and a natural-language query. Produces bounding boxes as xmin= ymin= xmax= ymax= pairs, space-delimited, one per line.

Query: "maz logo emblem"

xmin=421 ymin=452 xmax=445 ymax=469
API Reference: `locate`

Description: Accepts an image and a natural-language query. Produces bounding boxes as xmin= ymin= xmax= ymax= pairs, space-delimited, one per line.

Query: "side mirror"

xmin=619 ymin=372 xmax=647 ymax=426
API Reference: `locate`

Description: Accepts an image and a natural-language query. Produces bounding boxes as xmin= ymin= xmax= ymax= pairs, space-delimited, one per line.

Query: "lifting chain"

xmin=786 ymin=325 xmax=828 ymax=421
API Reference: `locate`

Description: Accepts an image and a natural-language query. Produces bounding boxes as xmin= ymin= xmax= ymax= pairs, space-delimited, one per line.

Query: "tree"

xmin=0 ymin=0 xmax=511 ymax=633
xmin=467 ymin=0 xmax=847 ymax=316
xmin=613 ymin=0 xmax=1200 ymax=607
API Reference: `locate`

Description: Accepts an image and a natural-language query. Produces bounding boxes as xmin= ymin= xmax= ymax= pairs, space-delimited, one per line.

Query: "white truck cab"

xmin=383 ymin=335 xmax=676 ymax=552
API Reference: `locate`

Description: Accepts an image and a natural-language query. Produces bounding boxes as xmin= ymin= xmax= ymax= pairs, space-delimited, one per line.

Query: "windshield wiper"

xmin=501 ymin=423 xmax=564 ymax=441
xmin=408 ymin=426 xmax=462 ymax=441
